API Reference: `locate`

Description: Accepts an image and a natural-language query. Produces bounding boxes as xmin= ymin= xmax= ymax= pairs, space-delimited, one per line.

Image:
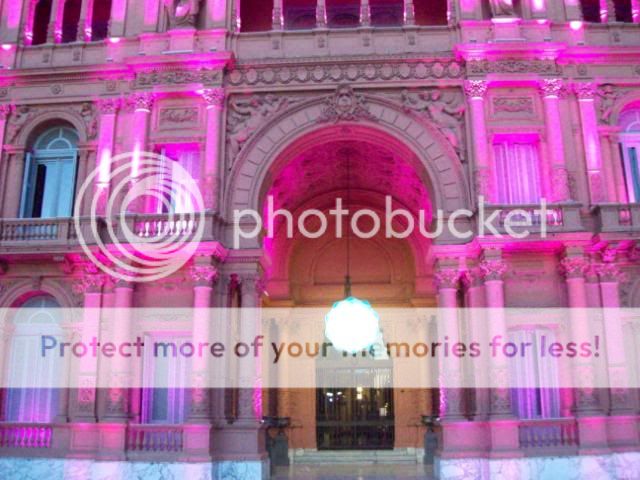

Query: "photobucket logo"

xmin=233 ymin=196 xmax=550 ymax=247
xmin=74 ymin=152 xmax=205 ymax=283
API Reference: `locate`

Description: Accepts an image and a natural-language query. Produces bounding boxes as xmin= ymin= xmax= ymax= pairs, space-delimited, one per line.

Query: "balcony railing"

xmin=0 ymin=213 xmax=220 ymax=250
xmin=126 ymin=424 xmax=184 ymax=453
xmin=0 ymin=423 xmax=53 ymax=449
xmin=593 ymin=203 xmax=640 ymax=233
xmin=518 ymin=418 xmax=578 ymax=453
xmin=475 ymin=202 xmax=583 ymax=236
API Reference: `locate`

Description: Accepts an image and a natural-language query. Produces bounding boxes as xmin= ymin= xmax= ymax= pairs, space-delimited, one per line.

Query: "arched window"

xmin=4 ymin=295 xmax=62 ymax=423
xmin=284 ymin=0 xmax=317 ymax=30
xmin=20 ymin=126 xmax=79 ymax=218
xmin=619 ymin=109 xmax=640 ymax=203
xmin=240 ymin=0 xmax=274 ymax=32
xmin=31 ymin=0 xmax=53 ymax=45
xmin=91 ymin=0 xmax=113 ymax=41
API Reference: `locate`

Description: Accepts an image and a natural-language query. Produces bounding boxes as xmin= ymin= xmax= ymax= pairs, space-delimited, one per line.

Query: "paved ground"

xmin=272 ymin=464 xmax=434 ymax=479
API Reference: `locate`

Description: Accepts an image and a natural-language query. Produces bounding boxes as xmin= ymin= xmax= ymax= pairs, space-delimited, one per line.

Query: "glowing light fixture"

xmin=569 ymin=20 xmax=583 ymax=31
xmin=324 ymin=151 xmax=380 ymax=353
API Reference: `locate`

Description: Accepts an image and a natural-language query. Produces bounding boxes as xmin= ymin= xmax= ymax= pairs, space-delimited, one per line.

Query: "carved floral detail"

xmin=493 ymin=97 xmax=534 ymax=115
xmin=318 ymin=85 xmax=378 ymax=123
xmin=434 ymin=268 xmax=460 ymax=290
xmin=129 ymin=92 xmax=155 ymax=112
xmin=559 ymin=256 xmax=589 ymax=279
xmin=574 ymin=82 xmax=596 ymax=100
xmin=467 ymin=59 xmax=559 ymax=75
xmin=190 ymin=265 xmax=218 ymax=287
xmin=135 ymin=68 xmax=221 ymax=87
xmin=540 ymin=78 xmax=564 ymax=98
xmin=97 ymin=97 xmax=121 ymax=115
xmin=159 ymin=107 xmax=199 ymax=125
xmin=479 ymin=259 xmax=507 ymax=282
xmin=464 ymin=80 xmax=488 ymax=99
xmin=0 ymin=103 xmax=12 ymax=120
xmin=200 ymin=88 xmax=225 ymax=108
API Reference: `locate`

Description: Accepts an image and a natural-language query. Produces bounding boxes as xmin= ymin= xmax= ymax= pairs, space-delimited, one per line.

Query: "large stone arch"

xmin=224 ymin=92 xmax=469 ymax=222
xmin=13 ymin=106 xmax=91 ymax=147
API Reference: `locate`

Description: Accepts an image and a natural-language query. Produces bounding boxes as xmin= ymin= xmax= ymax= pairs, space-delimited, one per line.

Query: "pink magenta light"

xmin=532 ymin=0 xmax=545 ymax=11
xmin=569 ymin=20 xmax=583 ymax=31
xmin=109 ymin=37 xmax=121 ymax=44
xmin=1 ymin=44 xmax=13 ymax=51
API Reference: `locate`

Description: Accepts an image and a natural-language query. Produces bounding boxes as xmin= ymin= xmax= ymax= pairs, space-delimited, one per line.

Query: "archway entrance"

xmin=260 ymin=126 xmax=437 ymax=451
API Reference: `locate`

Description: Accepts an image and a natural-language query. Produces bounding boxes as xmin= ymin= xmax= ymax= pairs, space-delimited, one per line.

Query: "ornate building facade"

xmin=0 ymin=0 xmax=640 ymax=478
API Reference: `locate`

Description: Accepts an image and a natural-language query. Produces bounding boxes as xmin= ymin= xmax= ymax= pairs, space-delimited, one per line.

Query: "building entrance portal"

xmin=316 ymin=364 xmax=394 ymax=450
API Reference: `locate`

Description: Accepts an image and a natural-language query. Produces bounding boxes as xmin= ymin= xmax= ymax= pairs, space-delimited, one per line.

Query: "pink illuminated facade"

xmin=0 ymin=0 xmax=640 ymax=478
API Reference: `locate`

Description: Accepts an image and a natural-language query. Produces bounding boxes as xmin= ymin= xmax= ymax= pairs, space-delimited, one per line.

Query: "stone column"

xmin=78 ymin=0 xmax=95 ymax=41
xmin=316 ymin=0 xmax=327 ymax=28
xmin=188 ymin=264 xmax=218 ymax=422
xmin=605 ymin=130 xmax=628 ymax=203
xmin=464 ymin=80 xmax=493 ymax=202
xmin=110 ymin=0 xmax=128 ymax=36
xmin=434 ymin=261 xmax=464 ymax=420
xmin=128 ymin=93 xmax=154 ymax=212
xmin=95 ymin=98 xmax=120 ymax=215
xmin=0 ymin=104 xmax=10 ymax=154
xmin=540 ymin=79 xmax=571 ymax=202
xmin=560 ymin=251 xmax=608 ymax=449
xmin=48 ymin=0 xmax=64 ymax=43
xmin=404 ymin=0 xmax=415 ymax=25
xmin=102 ymin=275 xmax=134 ymax=421
xmin=69 ymin=269 xmax=104 ymax=422
xmin=360 ymin=0 xmax=371 ymax=26
xmin=2 ymin=149 xmax=25 ymax=218
xmin=632 ymin=0 xmax=640 ymax=23
xmin=272 ymin=0 xmax=284 ymax=29
xmin=199 ymin=88 xmax=225 ymax=211
xmin=575 ymin=83 xmax=606 ymax=203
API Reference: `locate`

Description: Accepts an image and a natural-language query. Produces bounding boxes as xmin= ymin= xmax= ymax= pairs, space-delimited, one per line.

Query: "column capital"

xmin=461 ymin=268 xmax=483 ymax=290
xmin=479 ymin=258 xmax=507 ymax=282
xmin=595 ymin=262 xmax=625 ymax=283
xmin=434 ymin=267 xmax=461 ymax=291
xmin=464 ymin=80 xmax=488 ymax=99
xmin=128 ymin=92 xmax=155 ymax=112
xmin=200 ymin=88 xmax=225 ymax=109
xmin=190 ymin=265 xmax=218 ymax=287
xmin=574 ymin=82 xmax=597 ymax=100
xmin=540 ymin=78 xmax=564 ymax=98
xmin=559 ymin=256 xmax=589 ymax=279
xmin=72 ymin=273 xmax=106 ymax=296
xmin=97 ymin=97 xmax=121 ymax=115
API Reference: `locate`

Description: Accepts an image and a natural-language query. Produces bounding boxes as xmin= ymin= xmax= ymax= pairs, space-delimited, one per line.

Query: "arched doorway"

xmin=259 ymin=127 xmax=436 ymax=451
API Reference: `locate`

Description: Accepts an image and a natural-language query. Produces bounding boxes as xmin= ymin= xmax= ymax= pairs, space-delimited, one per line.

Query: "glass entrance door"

xmin=316 ymin=367 xmax=394 ymax=450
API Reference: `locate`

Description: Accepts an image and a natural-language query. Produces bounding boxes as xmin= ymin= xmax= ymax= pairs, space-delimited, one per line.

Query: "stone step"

xmin=292 ymin=449 xmax=421 ymax=465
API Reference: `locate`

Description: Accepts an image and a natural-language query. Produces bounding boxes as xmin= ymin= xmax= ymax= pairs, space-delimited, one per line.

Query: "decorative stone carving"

xmin=463 ymin=80 xmax=488 ymax=99
xmin=596 ymin=262 xmax=624 ymax=283
xmin=163 ymin=0 xmax=202 ymax=28
xmin=190 ymin=265 xmax=218 ymax=287
xmin=559 ymin=256 xmax=588 ymax=279
xmin=488 ymin=0 xmax=515 ymax=17
xmin=72 ymin=274 xmax=106 ymax=297
xmin=480 ymin=259 xmax=507 ymax=282
xmin=227 ymin=94 xmax=293 ymax=164
xmin=597 ymin=84 xmax=622 ymax=124
xmin=128 ymin=92 xmax=155 ymax=112
xmin=540 ymin=78 xmax=564 ymax=98
xmin=6 ymin=105 xmax=31 ymax=143
xmin=79 ymin=102 xmax=98 ymax=139
xmin=492 ymin=97 xmax=534 ymax=115
xmin=135 ymin=68 xmax=221 ymax=87
xmin=159 ymin=107 xmax=199 ymax=125
xmin=467 ymin=59 xmax=559 ymax=75
xmin=0 ymin=103 xmax=12 ymax=120
xmin=318 ymin=85 xmax=378 ymax=123
xmin=225 ymin=59 xmax=464 ymax=87
xmin=200 ymin=88 xmax=225 ymax=108
xmin=97 ymin=98 xmax=121 ymax=115
xmin=574 ymin=83 xmax=596 ymax=100
xmin=401 ymin=88 xmax=465 ymax=156
xmin=434 ymin=268 xmax=460 ymax=290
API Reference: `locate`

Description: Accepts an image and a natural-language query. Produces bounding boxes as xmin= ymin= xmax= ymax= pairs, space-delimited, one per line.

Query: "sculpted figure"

xmin=489 ymin=0 xmax=516 ymax=17
xmin=164 ymin=0 xmax=201 ymax=28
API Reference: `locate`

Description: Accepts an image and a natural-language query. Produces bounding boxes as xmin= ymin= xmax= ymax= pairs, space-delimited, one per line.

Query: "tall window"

xmin=31 ymin=0 xmax=53 ymax=45
xmin=284 ymin=0 xmax=317 ymax=30
xmin=509 ymin=329 xmax=561 ymax=419
xmin=154 ymin=144 xmax=201 ymax=214
xmin=141 ymin=334 xmax=189 ymax=424
xmin=326 ymin=0 xmax=360 ymax=28
xmin=91 ymin=0 xmax=113 ymax=41
xmin=5 ymin=295 xmax=62 ymax=423
xmin=20 ymin=127 xmax=79 ymax=218
xmin=240 ymin=0 xmax=274 ymax=32
xmin=415 ymin=0 xmax=447 ymax=25
xmin=493 ymin=139 xmax=542 ymax=204
xmin=620 ymin=109 xmax=640 ymax=203
xmin=61 ymin=0 xmax=82 ymax=43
